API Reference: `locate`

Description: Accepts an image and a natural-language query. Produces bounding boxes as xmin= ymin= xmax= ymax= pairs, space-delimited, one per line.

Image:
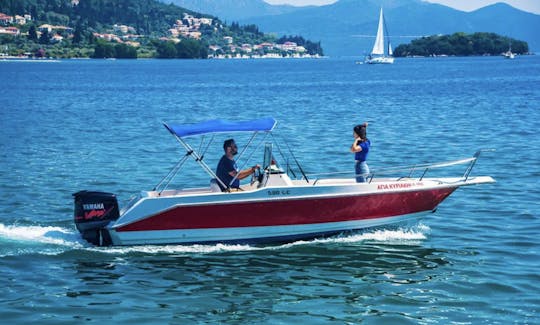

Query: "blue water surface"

xmin=1 ymin=56 xmax=539 ymax=324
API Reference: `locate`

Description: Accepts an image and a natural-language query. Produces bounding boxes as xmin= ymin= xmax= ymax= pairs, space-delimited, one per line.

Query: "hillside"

xmin=0 ymin=0 xmax=323 ymax=58
xmin=168 ymin=0 xmax=540 ymax=56
xmin=164 ymin=0 xmax=304 ymax=21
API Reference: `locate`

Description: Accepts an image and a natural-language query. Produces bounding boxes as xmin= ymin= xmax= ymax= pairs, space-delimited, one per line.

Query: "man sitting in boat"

xmin=216 ymin=139 xmax=260 ymax=191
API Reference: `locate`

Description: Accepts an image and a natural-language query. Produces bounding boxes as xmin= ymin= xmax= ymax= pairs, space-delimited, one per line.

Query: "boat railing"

xmin=307 ymin=150 xmax=493 ymax=185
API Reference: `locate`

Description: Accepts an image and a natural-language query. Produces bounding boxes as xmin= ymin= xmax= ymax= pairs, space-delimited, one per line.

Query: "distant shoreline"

xmin=0 ymin=54 xmax=326 ymax=60
xmin=399 ymin=52 xmax=536 ymax=58
xmin=2 ymin=53 xmax=536 ymax=61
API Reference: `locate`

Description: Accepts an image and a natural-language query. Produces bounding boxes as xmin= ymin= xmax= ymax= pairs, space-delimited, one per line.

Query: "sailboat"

xmin=503 ymin=43 xmax=515 ymax=59
xmin=366 ymin=7 xmax=394 ymax=64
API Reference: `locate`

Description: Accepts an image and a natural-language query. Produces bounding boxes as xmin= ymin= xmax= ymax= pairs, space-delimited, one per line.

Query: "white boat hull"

xmin=100 ymin=176 xmax=493 ymax=245
xmin=108 ymin=212 xmax=427 ymax=245
xmin=366 ymin=56 xmax=394 ymax=64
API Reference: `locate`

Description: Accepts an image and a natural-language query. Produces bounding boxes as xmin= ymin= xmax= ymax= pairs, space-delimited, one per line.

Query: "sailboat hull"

xmin=366 ymin=56 xmax=394 ymax=64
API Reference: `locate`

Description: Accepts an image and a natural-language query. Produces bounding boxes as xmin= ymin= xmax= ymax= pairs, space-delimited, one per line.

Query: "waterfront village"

xmin=0 ymin=10 xmax=319 ymax=59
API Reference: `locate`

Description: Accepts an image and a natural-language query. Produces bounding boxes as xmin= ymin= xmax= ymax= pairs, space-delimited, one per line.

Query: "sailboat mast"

xmin=382 ymin=9 xmax=392 ymax=56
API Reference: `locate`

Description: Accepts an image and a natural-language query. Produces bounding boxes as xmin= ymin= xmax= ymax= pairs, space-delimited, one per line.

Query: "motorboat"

xmin=73 ymin=118 xmax=495 ymax=246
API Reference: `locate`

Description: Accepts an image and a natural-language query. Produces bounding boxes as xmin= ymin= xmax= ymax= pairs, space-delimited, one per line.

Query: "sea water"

xmin=1 ymin=56 xmax=539 ymax=323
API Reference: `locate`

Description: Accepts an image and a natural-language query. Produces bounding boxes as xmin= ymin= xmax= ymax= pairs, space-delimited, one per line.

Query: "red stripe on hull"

xmin=117 ymin=188 xmax=456 ymax=232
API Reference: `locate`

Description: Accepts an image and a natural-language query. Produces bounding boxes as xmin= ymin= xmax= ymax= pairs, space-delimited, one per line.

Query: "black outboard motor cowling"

xmin=73 ymin=190 xmax=120 ymax=246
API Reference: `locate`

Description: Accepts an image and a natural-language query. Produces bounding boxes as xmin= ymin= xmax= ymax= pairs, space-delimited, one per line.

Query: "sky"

xmin=263 ymin=0 xmax=540 ymax=14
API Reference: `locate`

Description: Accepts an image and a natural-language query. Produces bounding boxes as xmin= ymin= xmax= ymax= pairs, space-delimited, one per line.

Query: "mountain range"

xmin=162 ymin=0 xmax=540 ymax=56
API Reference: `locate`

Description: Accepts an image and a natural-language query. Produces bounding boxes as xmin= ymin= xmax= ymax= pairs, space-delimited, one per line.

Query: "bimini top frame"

xmin=158 ymin=118 xmax=277 ymax=192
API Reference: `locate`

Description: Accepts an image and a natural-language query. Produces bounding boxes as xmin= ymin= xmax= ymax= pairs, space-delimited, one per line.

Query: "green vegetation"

xmin=393 ymin=32 xmax=528 ymax=57
xmin=154 ymin=39 xmax=207 ymax=59
xmin=92 ymin=40 xmax=138 ymax=59
xmin=0 ymin=0 xmax=323 ymax=59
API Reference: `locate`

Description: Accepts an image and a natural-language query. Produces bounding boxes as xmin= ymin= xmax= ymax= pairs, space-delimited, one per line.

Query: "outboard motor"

xmin=73 ymin=191 xmax=120 ymax=246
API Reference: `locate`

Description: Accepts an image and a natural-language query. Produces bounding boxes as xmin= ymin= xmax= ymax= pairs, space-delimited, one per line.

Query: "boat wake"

xmin=0 ymin=222 xmax=430 ymax=257
xmin=286 ymin=224 xmax=430 ymax=247
xmin=0 ymin=223 xmax=83 ymax=247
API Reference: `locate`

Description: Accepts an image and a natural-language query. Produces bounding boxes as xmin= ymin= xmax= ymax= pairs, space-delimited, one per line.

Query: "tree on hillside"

xmin=28 ymin=25 xmax=38 ymax=41
xmin=39 ymin=29 xmax=50 ymax=44
xmin=115 ymin=43 xmax=137 ymax=58
xmin=92 ymin=39 xmax=115 ymax=58
xmin=156 ymin=41 xmax=177 ymax=58
xmin=73 ymin=23 xmax=83 ymax=44
xmin=176 ymin=38 xmax=207 ymax=59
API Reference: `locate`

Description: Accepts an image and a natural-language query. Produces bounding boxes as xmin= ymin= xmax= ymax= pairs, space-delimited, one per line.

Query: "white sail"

xmin=371 ymin=8 xmax=385 ymax=55
xmin=388 ymin=43 xmax=393 ymax=56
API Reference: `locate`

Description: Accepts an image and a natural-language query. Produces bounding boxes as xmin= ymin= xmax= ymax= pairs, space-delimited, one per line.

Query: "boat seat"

xmin=210 ymin=179 xmax=221 ymax=192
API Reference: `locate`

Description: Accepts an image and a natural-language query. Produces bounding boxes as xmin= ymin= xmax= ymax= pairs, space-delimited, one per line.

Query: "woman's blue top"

xmin=354 ymin=139 xmax=371 ymax=162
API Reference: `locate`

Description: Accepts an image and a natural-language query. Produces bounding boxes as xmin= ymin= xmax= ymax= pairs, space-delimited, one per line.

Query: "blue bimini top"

xmin=165 ymin=117 xmax=277 ymax=138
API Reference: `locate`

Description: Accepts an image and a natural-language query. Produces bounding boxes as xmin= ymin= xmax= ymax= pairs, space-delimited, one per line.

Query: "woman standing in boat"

xmin=350 ymin=123 xmax=370 ymax=183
